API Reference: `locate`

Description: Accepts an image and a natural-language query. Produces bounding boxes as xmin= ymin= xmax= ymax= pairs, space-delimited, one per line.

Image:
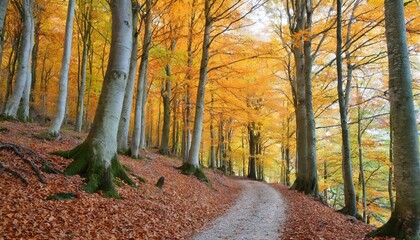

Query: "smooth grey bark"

xmin=49 ymin=0 xmax=76 ymax=134
xmin=303 ymin=0 xmax=318 ymax=196
xmin=290 ymin=0 xmax=308 ymax=191
xmin=140 ymin=76 xmax=147 ymax=149
xmin=18 ymin=12 xmax=34 ymax=121
xmin=336 ymin=0 xmax=357 ymax=217
xmin=368 ymin=0 xmax=420 ymax=238
xmin=4 ymin=0 xmax=33 ymax=119
xmin=131 ymin=0 xmax=152 ymax=158
xmin=184 ymin=0 xmax=211 ymax=169
xmin=117 ymin=4 xmax=139 ymax=153
xmin=58 ymin=0 xmax=134 ymax=198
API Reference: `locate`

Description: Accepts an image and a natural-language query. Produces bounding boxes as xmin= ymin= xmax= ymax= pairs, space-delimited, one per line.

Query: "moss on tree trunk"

xmin=178 ymin=163 xmax=209 ymax=183
xmin=367 ymin=212 xmax=420 ymax=239
xmin=54 ymin=143 xmax=136 ymax=198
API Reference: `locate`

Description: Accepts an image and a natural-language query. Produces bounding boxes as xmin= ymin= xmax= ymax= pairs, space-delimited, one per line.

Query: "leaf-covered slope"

xmin=272 ymin=184 xmax=392 ymax=240
xmin=0 ymin=121 xmax=240 ymax=239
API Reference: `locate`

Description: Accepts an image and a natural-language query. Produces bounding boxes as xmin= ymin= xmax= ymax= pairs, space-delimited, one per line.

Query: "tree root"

xmin=0 ymin=142 xmax=49 ymax=183
xmin=367 ymin=213 xmax=420 ymax=239
xmin=54 ymin=143 xmax=137 ymax=198
xmin=337 ymin=206 xmax=363 ymax=220
xmin=33 ymin=132 xmax=62 ymax=141
xmin=0 ymin=161 xmax=29 ymax=185
xmin=178 ymin=163 xmax=209 ymax=184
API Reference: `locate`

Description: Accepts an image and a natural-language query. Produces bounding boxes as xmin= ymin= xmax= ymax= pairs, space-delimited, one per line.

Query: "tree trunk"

xmin=75 ymin=43 xmax=87 ymax=132
xmin=160 ymin=64 xmax=172 ymax=155
xmin=2 ymin=30 xmax=20 ymax=113
xmin=209 ymin=94 xmax=216 ymax=168
xmin=291 ymin=49 xmax=307 ymax=190
xmin=55 ymin=0 xmax=135 ymax=198
xmin=4 ymin=0 xmax=33 ymax=119
xmin=48 ymin=0 xmax=75 ymax=134
xmin=368 ymin=0 xmax=420 ymax=238
xmin=336 ymin=0 xmax=357 ymax=217
xmin=171 ymin=93 xmax=179 ymax=154
xmin=358 ymin=100 xmax=367 ymax=222
xmin=179 ymin=0 xmax=211 ymax=182
xmin=247 ymin=123 xmax=257 ymax=180
xmin=30 ymin=20 xmax=40 ymax=106
xmin=290 ymin=0 xmax=307 ymax=191
xmin=131 ymin=0 xmax=152 ymax=158
xmin=160 ymin=38 xmax=177 ymax=155
xmin=84 ymin=39 xmax=94 ymax=132
xmin=303 ymin=2 xmax=318 ymax=195
xmin=388 ymin=127 xmax=394 ymax=211
xmin=117 ymin=4 xmax=139 ymax=153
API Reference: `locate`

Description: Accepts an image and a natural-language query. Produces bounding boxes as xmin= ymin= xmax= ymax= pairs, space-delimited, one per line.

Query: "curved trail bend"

xmin=191 ymin=179 xmax=286 ymax=240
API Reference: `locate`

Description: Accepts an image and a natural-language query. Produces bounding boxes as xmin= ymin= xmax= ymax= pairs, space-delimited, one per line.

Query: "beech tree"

xmin=117 ymin=2 xmax=140 ymax=153
xmin=368 ymin=0 xmax=420 ymax=238
xmin=4 ymin=0 xmax=34 ymax=120
xmin=336 ymin=0 xmax=357 ymax=217
xmin=48 ymin=0 xmax=76 ymax=135
xmin=56 ymin=0 xmax=135 ymax=198
xmin=131 ymin=0 xmax=152 ymax=158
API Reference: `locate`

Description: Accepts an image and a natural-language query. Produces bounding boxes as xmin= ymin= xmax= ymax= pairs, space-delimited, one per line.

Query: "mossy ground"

xmin=53 ymin=143 xmax=136 ymax=198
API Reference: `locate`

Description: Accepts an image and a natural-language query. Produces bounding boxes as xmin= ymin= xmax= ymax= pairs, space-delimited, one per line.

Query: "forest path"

xmin=190 ymin=179 xmax=286 ymax=240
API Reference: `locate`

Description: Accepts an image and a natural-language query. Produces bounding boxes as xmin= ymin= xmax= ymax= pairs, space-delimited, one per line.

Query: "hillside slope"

xmin=0 ymin=121 xmax=240 ymax=239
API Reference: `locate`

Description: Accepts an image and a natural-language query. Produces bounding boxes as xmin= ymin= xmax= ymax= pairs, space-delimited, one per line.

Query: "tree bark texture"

xmin=117 ymin=4 xmax=139 ymax=153
xmin=369 ymin=0 xmax=420 ymax=238
xmin=131 ymin=0 xmax=152 ymax=158
xmin=336 ymin=0 xmax=357 ymax=216
xmin=4 ymin=0 xmax=33 ymax=119
xmin=49 ymin=0 xmax=76 ymax=134
xmin=57 ymin=0 xmax=135 ymax=198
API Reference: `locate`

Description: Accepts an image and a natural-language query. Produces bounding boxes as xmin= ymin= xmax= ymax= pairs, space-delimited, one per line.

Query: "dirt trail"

xmin=190 ymin=179 xmax=286 ymax=240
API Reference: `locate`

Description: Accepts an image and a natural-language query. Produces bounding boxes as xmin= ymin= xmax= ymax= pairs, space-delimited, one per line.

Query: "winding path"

xmin=191 ymin=179 xmax=286 ymax=240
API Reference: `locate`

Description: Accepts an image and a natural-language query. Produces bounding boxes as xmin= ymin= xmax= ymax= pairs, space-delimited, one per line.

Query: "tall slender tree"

xmin=55 ymin=0 xmax=135 ymax=198
xmin=368 ymin=0 xmax=420 ymax=238
xmin=48 ymin=0 xmax=76 ymax=135
xmin=117 ymin=2 xmax=140 ymax=153
xmin=4 ymin=0 xmax=34 ymax=120
xmin=336 ymin=0 xmax=357 ymax=216
xmin=131 ymin=0 xmax=152 ymax=158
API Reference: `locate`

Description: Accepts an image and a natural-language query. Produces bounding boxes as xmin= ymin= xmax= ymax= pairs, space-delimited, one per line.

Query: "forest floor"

xmin=0 ymin=121 xmax=393 ymax=239
xmin=0 ymin=121 xmax=241 ymax=239
xmin=191 ymin=179 xmax=286 ymax=240
xmin=272 ymin=184 xmax=393 ymax=240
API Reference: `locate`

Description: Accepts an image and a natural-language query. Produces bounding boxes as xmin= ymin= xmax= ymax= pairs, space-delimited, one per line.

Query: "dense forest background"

xmin=0 ymin=0 xmax=419 ymax=227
